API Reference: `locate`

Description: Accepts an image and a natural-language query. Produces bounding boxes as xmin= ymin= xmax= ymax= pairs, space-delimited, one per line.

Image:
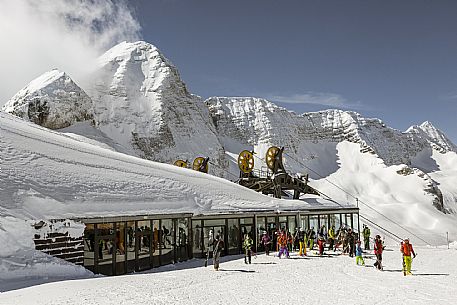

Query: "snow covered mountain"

xmin=82 ymin=41 xmax=226 ymax=173
xmin=2 ymin=40 xmax=457 ymax=243
xmin=205 ymin=96 xmax=457 ymax=228
xmin=2 ymin=69 xmax=93 ymax=129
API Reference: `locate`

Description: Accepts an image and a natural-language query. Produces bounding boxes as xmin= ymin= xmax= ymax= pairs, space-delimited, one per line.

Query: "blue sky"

xmin=131 ymin=0 xmax=457 ymax=143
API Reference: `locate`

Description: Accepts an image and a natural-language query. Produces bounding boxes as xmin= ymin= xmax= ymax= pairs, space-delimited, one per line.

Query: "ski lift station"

xmin=1 ymin=114 xmax=359 ymax=276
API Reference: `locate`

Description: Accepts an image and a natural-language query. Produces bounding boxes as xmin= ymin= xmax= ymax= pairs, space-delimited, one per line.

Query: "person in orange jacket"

xmin=400 ymin=238 xmax=416 ymax=275
xmin=277 ymin=232 xmax=289 ymax=258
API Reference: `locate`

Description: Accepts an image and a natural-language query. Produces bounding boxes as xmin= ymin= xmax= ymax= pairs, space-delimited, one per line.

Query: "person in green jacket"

xmin=362 ymin=225 xmax=371 ymax=250
xmin=243 ymin=234 xmax=254 ymax=264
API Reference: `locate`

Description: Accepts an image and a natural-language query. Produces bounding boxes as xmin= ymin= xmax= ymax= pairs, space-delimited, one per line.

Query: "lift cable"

xmin=208 ymin=161 xmax=239 ymax=181
xmin=283 ymin=152 xmax=431 ymax=245
xmin=359 ymin=214 xmax=403 ymax=242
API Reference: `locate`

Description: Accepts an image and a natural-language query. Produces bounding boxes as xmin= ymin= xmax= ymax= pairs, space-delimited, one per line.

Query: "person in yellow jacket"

xmin=400 ymin=238 xmax=416 ymax=275
xmin=328 ymin=226 xmax=335 ymax=250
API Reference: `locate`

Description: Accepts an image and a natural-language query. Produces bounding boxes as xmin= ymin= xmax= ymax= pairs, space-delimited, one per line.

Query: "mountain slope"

xmin=205 ymin=96 xmax=457 ymax=242
xmin=83 ymin=41 xmax=227 ymax=173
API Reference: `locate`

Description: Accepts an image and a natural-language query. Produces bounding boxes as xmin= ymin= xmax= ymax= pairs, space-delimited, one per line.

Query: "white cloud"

xmin=0 ymin=0 xmax=141 ymax=104
xmin=268 ymin=92 xmax=362 ymax=109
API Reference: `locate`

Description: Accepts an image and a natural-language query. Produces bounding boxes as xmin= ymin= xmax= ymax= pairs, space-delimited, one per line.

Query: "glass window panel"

xmin=318 ymin=215 xmax=328 ymax=239
xmin=299 ymin=215 xmax=309 ymax=231
xmin=343 ymin=214 xmax=351 ymax=228
xmin=161 ymin=219 xmax=174 ymax=265
xmin=126 ymin=221 xmax=135 ymax=273
xmin=97 ymin=223 xmax=114 ymax=271
xmin=137 ymin=220 xmax=151 ymax=270
xmin=288 ymin=216 xmax=296 ymax=233
xmin=115 ymin=222 xmax=126 ymax=275
xmin=177 ymin=218 xmax=189 ymax=261
xmin=256 ymin=217 xmax=266 ymax=251
xmin=152 ymin=220 xmax=160 ymax=257
xmin=192 ymin=220 xmax=203 ymax=256
xmin=267 ymin=217 xmax=276 ymax=223
xmin=239 ymin=218 xmax=253 ymax=225
xmin=353 ymin=214 xmax=359 ymax=235
xmin=309 ymin=215 xmax=318 ymax=232
xmin=204 ymin=219 xmax=226 ymax=226
xmin=278 ymin=216 xmax=287 ymax=223
xmin=227 ymin=219 xmax=240 ymax=253
xmin=83 ymin=224 xmax=95 ymax=271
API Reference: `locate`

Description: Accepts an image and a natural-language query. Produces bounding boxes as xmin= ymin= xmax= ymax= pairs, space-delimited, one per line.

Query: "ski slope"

xmin=0 ymin=246 xmax=455 ymax=305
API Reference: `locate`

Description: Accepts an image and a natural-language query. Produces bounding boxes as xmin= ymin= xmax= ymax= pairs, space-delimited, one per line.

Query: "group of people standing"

xmin=210 ymin=224 xmax=417 ymax=276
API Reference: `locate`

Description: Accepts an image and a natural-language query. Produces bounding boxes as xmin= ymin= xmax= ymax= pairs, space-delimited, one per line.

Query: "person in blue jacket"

xmin=355 ymin=240 xmax=365 ymax=265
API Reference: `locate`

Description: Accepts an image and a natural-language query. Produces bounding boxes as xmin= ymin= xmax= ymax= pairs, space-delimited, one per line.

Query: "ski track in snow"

xmin=0 ymin=247 xmax=455 ymax=305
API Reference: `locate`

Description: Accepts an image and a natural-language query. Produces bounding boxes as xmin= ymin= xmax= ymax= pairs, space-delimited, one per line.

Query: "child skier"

xmin=400 ymin=238 xmax=416 ymax=275
xmin=355 ymin=240 xmax=365 ymax=265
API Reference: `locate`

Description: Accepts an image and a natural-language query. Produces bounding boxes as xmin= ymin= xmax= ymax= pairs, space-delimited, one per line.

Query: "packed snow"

xmin=0 ymin=246 xmax=456 ymax=304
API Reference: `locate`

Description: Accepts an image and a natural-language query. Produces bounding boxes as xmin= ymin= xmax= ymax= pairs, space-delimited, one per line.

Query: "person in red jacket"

xmin=373 ymin=235 xmax=384 ymax=270
xmin=400 ymin=238 xmax=416 ymax=275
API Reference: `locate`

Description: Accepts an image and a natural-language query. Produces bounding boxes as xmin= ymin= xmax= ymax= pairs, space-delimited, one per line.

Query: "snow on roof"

xmin=0 ymin=112 xmax=354 ymax=220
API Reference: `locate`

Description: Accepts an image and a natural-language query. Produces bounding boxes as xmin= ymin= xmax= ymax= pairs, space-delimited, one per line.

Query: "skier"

xmin=317 ymin=234 xmax=325 ymax=256
xmin=363 ymin=224 xmax=371 ymax=250
xmin=373 ymin=235 xmax=384 ymax=270
xmin=328 ymin=226 xmax=335 ymax=251
xmin=243 ymin=234 xmax=254 ymax=264
xmin=347 ymin=229 xmax=355 ymax=257
xmin=400 ymin=238 xmax=416 ymax=275
xmin=261 ymin=231 xmax=271 ymax=255
xmin=277 ymin=232 xmax=289 ymax=258
xmin=212 ymin=235 xmax=224 ymax=271
xmin=307 ymin=227 xmax=316 ymax=250
xmin=297 ymin=227 xmax=307 ymax=256
xmin=355 ymin=240 xmax=365 ymax=265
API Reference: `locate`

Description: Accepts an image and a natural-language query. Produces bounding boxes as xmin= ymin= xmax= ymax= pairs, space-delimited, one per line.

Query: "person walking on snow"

xmin=355 ymin=240 xmax=365 ymax=265
xmin=297 ymin=228 xmax=307 ymax=256
xmin=347 ymin=229 xmax=355 ymax=257
xmin=328 ymin=226 xmax=335 ymax=251
xmin=212 ymin=235 xmax=224 ymax=271
xmin=307 ymin=227 xmax=316 ymax=250
xmin=373 ymin=235 xmax=384 ymax=270
xmin=243 ymin=234 xmax=254 ymax=264
xmin=400 ymin=238 xmax=416 ymax=275
xmin=317 ymin=234 xmax=325 ymax=256
xmin=277 ymin=232 xmax=289 ymax=258
xmin=261 ymin=231 xmax=271 ymax=255
xmin=362 ymin=225 xmax=371 ymax=250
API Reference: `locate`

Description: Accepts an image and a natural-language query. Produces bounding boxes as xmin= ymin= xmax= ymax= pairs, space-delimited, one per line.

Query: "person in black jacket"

xmin=307 ymin=227 xmax=316 ymax=250
xmin=212 ymin=235 xmax=224 ymax=271
xmin=347 ymin=229 xmax=355 ymax=257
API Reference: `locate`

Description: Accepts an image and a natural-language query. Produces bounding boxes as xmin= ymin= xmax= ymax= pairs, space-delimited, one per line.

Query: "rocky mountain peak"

xmin=2 ymin=69 xmax=93 ymax=129
xmin=406 ymin=121 xmax=456 ymax=153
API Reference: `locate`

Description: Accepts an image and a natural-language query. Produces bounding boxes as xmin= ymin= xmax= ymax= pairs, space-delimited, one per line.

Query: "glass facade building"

xmin=81 ymin=208 xmax=359 ymax=275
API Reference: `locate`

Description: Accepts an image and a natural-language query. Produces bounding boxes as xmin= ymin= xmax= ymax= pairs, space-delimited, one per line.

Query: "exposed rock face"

xmin=2 ymin=69 xmax=93 ymax=129
xmin=406 ymin=121 xmax=457 ymax=154
xmin=205 ymin=97 xmax=433 ymax=167
xmin=84 ymin=41 xmax=227 ymax=175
